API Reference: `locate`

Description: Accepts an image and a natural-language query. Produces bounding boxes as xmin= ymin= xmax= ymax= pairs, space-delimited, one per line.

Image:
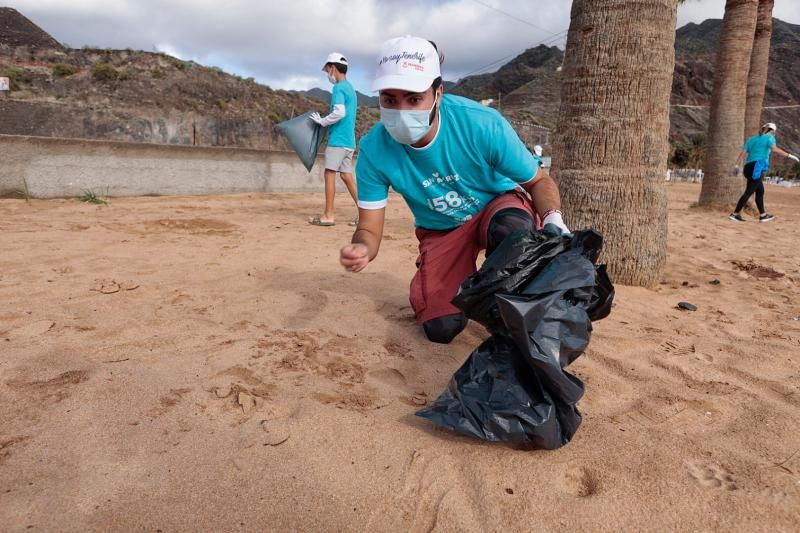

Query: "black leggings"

xmin=422 ymin=208 xmax=534 ymax=344
xmin=734 ymin=177 xmax=765 ymax=214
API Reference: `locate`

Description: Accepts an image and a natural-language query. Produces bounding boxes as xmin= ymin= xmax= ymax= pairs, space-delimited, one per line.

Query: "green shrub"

xmin=91 ymin=61 xmax=119 ymax=82
xmin=52 ymin=63 xmax=78 ymax=78
xmin=151 ymin=68 xmax=165 ymax=79
xmin=0 ymin=67 xmax=31 ymax=91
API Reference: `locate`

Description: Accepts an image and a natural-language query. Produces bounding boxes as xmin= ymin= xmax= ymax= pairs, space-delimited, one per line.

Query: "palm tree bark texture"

xmin=551 ymin=0 xmax=677 ymax=287
xmin=699 ymin=0 xmax=759 ymax=207
xmin=744 ymin=0 xmax=774 ymax=138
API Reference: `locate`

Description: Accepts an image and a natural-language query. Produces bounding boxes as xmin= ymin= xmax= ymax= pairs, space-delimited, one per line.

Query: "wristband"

xmin=542 ymin=211 xmax=566 ymax=228
xmin=541 ymin=208 xmax=562 ymax=220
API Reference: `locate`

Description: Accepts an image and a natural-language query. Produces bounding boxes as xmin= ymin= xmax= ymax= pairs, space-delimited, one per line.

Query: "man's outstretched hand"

xmin=309 ymin=112 xmax=326 ymax=126
xmin=340 ymin=243 xmax=370 ymax=272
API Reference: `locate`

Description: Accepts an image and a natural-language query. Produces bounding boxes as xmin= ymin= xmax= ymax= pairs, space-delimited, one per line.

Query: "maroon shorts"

xmin=409 ymin=190 xmax=538 ymax=323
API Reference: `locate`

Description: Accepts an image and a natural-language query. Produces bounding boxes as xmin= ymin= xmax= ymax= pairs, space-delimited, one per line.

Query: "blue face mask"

xmin=380 ymin=95 xmax=438 ymax=145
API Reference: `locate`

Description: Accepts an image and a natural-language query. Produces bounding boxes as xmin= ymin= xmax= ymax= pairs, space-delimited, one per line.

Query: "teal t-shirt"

xmin=356 ymin=94 xmax=540 ymax=230
xmin=743 ymin=133 xmax=776 ymax=163
xmin=328 ymin=80 xmax=357 ymax=149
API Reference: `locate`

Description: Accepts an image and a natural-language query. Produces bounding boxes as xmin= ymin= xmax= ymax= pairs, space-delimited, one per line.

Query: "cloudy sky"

xmin=6 ymin=1 xmax=800 ymax=94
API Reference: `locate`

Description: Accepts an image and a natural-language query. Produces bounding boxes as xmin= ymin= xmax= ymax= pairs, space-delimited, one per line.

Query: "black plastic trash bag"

xmin=274 ymin=112 xmax=325 ymax=172
xmin=416 ymin=229 xmax=614 ymax=448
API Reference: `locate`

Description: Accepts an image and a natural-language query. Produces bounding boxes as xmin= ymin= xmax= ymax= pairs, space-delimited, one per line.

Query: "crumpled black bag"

xmin=416 ymin=229 xmax=614 ymax=449
xmin=274 ymin=112 xmax=325 ymax=172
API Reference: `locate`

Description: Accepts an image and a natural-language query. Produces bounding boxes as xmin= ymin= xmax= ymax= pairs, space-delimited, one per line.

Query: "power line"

xmin=460 ymin=29 xmax=567 ymax=79
xmin=461 ymin=30 xmax=566 ymax=78
xmin=467 ymin=0 xmax=562 ymax=37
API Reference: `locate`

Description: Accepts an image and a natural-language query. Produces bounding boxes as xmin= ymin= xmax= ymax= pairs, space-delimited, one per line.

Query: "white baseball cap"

xmin=371 ymin=36 xmax=441 ymax=93
xmin=322 ymin=52 xmax=348 ymax=71
xmin=762 ymin=122 xmax=777 ymax=132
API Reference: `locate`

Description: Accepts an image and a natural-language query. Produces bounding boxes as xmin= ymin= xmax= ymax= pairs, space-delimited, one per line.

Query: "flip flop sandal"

xmin=308 ymin=214 xmax=335 ymax=226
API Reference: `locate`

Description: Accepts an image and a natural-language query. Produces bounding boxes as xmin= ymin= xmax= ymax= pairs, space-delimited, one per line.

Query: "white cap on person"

xmin=763 ymin=122 xmax=777 ymax=132
xmin=371 ymin=36 xmax=441 ymax=93
xmin=322 ymin=52 xmax=348 ymax=71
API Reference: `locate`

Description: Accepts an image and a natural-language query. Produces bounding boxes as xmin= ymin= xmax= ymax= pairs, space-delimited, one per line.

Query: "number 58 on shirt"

xmin=428 ymin=191 xmax=464 ymax=212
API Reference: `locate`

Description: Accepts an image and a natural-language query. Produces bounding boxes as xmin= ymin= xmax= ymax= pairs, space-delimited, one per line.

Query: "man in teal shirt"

xmin=729 ymin=122 xmax=798 ymax=223
xmin=308 ymin=52 xmax=358 ymax=226
xmin=339 ymin=36 xmax=568 ymax=344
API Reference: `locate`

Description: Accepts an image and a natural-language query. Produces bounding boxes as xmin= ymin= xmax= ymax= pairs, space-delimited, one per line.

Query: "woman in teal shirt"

xmin=729 ymin=122 xmax=799 ymax=223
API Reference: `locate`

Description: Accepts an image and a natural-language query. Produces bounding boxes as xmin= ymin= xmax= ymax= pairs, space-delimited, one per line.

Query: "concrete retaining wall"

xmin=0 ymin=134 xmax=337 ymax=198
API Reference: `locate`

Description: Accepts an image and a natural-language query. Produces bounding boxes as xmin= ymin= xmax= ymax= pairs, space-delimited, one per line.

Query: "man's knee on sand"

xmin=419 ymin=209 xmax=534 ymax=344
xmin=486 ymin=208 xmax=534 ymax=256
xmin=423 ymin=313 xmax=468 ymax=344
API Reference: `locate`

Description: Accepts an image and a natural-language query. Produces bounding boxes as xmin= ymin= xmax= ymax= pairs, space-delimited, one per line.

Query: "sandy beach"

xmin=1 ymin=182 xmax=799 ymax=532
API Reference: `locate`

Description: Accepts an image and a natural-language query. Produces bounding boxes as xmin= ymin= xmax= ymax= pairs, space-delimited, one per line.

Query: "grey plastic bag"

xmin=274 ymin=112 xmax=325 ymax=172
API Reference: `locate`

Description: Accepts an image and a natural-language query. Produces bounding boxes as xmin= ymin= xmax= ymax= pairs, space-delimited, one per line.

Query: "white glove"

xmin=788 ymin=154 xmax=799 ymax=163
xmin=542 ymin=210 xmax=571 ymax=236
xmin=309 ymin=112 xmax=326 ymax=126
xmin=732 ymin=165 xmax=740 ymax=177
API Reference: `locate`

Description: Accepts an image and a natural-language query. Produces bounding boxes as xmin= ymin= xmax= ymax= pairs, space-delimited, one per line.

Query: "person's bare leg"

xmin=340 ymin=172 xmax=358 ymax=204
xmin=322 ymin=169 xmax=337 ymax=222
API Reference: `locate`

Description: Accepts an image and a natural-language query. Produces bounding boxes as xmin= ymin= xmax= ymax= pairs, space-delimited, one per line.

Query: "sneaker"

xmin=759 ymin=214 xmax=775 ymax=223
xmin=728 ymin=213 xmax=745 ymax=222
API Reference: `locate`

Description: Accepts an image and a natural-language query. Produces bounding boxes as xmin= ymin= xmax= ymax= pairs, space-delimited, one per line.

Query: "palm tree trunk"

xmin=744 ymin=0 xmax=774 ymax=138
xmin=550 ymin=0 xmax=677 ymax=287
xmin=698 ymin=0 xmax=759 ymax=207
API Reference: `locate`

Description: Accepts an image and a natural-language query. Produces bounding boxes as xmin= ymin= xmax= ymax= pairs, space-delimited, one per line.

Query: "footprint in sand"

xmin=686 ymin=460 xmax=737 ymax=490
xmin=144 ymin=218 xmax=238 ymax=235
xmin=383 ymin=340 xmax=415 ymax=359
xmin=312 ymin=389 xmax=390 ymax=411
xmin=368 ymin=367 xmax=408 ymax=390
xmin=207 ymin=366 xmax=276 ymax=421
xmin=367 ymin=449 xmax=484 ymax=532
xmin=260 ymin=418 xmax=291 ymax=446
xmin=368 ymin=367 xmax=428 ymax=407
xmin=7 ymin=370 xmax=89 ymax=398
xmin=0 ymin=436 xmax=31 ymax=464
xmin=560 ymin=464 xmax=599 ymax=497
xmin=5 ymin=370 xmax=90 ymax=421
xmin=148 ymin=388 xmax=192 ymax=417
xmin=660 ymin=340 xmax=696 ymax=356
xmin=285 ymin=290 xmax=330 ymax=328
xmin=5 ymin=320 xmax=55 ymax=339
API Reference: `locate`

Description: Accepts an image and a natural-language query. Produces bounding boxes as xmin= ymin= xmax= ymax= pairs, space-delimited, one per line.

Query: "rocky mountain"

xmin=448 ymin=18 xmax=800 ymax=158
xmin=669 ymin=18 xmax=800 ymax=158
xmin=0 ymin=7 xmax=381 ymax=150
xmin=292 ymin=87 xmax=379 ymax=108
xmin=0 ymin=7 xmax=62 ymax=49
xmin=3 ymin=7 xmax=798 ymax=161
xmin=449 ymin=45 xmax=563 ymax=108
